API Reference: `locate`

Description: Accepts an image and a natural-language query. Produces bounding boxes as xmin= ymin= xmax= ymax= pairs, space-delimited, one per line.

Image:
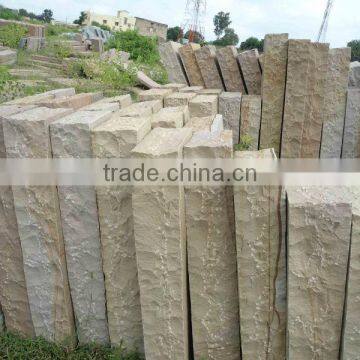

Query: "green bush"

xmin=0 ymin=7 xmax=21 ymax=21
xmin=0 ymin=65 xmax=11 ymax=86
xmin=46 ymin=24 xmax=79 ymax=37
xmin=106 ymin=30 xmax=160 ymax=64
xmin=0 ymin=23 xmax=27 ymax=48
xmin=234 ymin=135 xmax=254 ymax=151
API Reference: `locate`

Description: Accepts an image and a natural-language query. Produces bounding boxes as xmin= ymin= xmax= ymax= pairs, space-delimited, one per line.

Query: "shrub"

xmin=0 ymin=23 xmax=28 ymax=48
xmin=234 ymin=135 xmax=254 ymax=151
xmin=106 ymin=30 xmax=160 ymax=64
xmin=46 ymin=24 xmax=79 ymax=37
xmin=0 ymin=7 xmax=21 ymax=21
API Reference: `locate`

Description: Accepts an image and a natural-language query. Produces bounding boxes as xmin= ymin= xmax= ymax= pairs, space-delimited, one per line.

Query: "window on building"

xmin=115 ymin=22 xmax=119 ymax=26
xmin=103 ymin=20 xmax=107 ymax=24
xmin=124 ymin=18 xmax=128 ymax=25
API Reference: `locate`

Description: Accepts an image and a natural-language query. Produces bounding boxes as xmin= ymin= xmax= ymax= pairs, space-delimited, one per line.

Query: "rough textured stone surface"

xmin=92 ymin=115 xmax=152 ymax=351
xmin=189 ymin=95 xmax=218 ymax=118
xmin=342 ymin=88 xmax=360 ymax=158
xmin=184 ymin=131 xmax=240 ymax=360
xmin=138 ymin=89 xmax=173 ymax=104
xmin=219 ymin=92 xmax=242 ymax=145
xmin=211 ymin=114 xmax=224 ymax=133
xmin=159 ymin=41 xmax=188 ymax=84
xmin=3 ymin=107 xmax=75 ymax=344
xmin=287 ymin=187 xmax=352 ymax=360
xmin=82 ymin=102 xmax=120 ymax=112
xmin=164 ymin=92 xmax=197 ymax=107
xmin=349 ymin=61 xmax=360 ymax=88
xmin=5 ymin=93 xmax=55 ymax=105
xmin=216 ymin=46 xmax=245 ymax=92
xmin=50 ymin=110 xmax=113 ymax=345
xmin=321 ymin=48 xmax=351 ymax=158
xmin=46 ymin=88 xmax=76 ymax=99
xmin=184 ymin=116 xmax=215 ymax=133
xmin=198 ymin=88 xmax=223 ymax=96
xmin=194 ymin=45 xmax=224 ymax=90
xmin=163 ymin=83 xmax=187 ymax=92
xmin=152 ymin=106 xmax=189 ymax=128
xmin=179 ymin=86 xmax=204 ymax=93
xmin=260 ymin=34 xmax=289 ymax=156
xmin=117 ymin=101 xmax=162 ymax=117
xmin=39 ymin=93 xmax=94 ymax=109
xmin=98 ymin=94 xmax=132 ymax=108
xmin=237 ymin=49 xmax=262 ymax=95
xmin=234 ymin=149 xmax=286 ymax=360
xmin=137 ymin=70 xmax=162 ymax=89
xmin=179 ymin=43 xmax=204 ymax=87
xmin=132 ymin=128 xmax=192 ymax=360
xmin=240 ymin=95 xmax=261 ymax=150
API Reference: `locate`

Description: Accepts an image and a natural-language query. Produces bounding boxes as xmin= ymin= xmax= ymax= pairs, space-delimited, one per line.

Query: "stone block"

xmin=92 ymin=115 xmax=152 ymax=350
xmin=162 ymin=83 xmax=187 ymax=92
xmin=184 ymin=130 xmax=240 ymax=360
xmin=178 ymin=43 xmax=204 ymax=86
xmin=342 ymin=88 xmax=360 ymax=158
xmin=82 ymin=102 xmax=120 ymax=112
xmin=97 ymin=94 xmax=132 ymax=108
xmin=260 ymin=34 xmax=289 ymax=156
xmin=198 ymin=88 xmax=223 ymax=96
xmin=131 ymin=127 xmax=192 ymax=360
xmin=45 ymin=88 xmax=76 ymax=99
xmin=189 ymin=95 xmax=218 ymax=118
xmin=0 ymin=49 xmax=17 ymax=65
xmin=138 ymin=88 xmax=173 ymax=104
xmin=5 ymin=93 xmax=55 ymax=106
xmin=137 ymin=70 xmax=162 ymax=89
xmin=234 ymin=149 xmax=286 ymax=360
xmin=159 ymin=41 xmax=189 ymax=84
xmin=151 ymin=106 xmax=189 ymax=128
xmin=164 ymin=92 xmax=197 ymax=107
xmin=321 ymin=48 xmax=351 ymax=158
xmin=118 ymin=101 xmax=162 ymax=117
xmin=3 ymin=107 xmax=75 ymax=344
xmin=349 ymin=61 xmax=360 ymax=88
xmin=39 ymin=93 xmax=94 ymax=110
xmin=194 ymin=45 xmax=224 ymax=90
xmin=184 ymin=116 xmax=215 ymax=133
xmin=240 ymin=95 xmax=261 ymax=150
xmin=237 ymin=49 xmax=262 ymax=95
xmin=216 ymin=46 xmax=245 ymax=92
xmin=211 ymin=114 xmax=224 ymax=133
xmin=179 ymin=86 xmax=204 ymax=93
xmin=50 ymin=110 xmax=113 ymax=345
xmin=219 ymin=92 xmax=242 ymax=145
xmin=91 ymin=92 xmax=104 ymax=102
xmin=91 ymin=38 xmax=104 ymax=53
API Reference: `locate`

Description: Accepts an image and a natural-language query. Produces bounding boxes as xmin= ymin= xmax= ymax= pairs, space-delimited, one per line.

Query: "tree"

xmin=184 ymin=30 xmax=204 ymax=44
xmin=214 ymin=12 xmax=231 ymax=39
xmin=348 ymin=40 xmax=360 ymax=61
xmin=91 ymin=21 xmax=111 ymax=32
xmin=240 ymin=37 xmax=264 ymax=52
xmin=74 ymin=11 xmax=87 ymax=25
xmin=212 ymin=28 xmax=239 ymax=46
xmin=167 ymin=26 xmax=182 ymax=41
xmin=40 ymin=9 xmax=53 ymax=23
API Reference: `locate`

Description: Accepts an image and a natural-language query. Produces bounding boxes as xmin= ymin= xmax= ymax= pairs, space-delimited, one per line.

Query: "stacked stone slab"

xmin=138 ymin=89 xmax=174 ymax=105
xmin=260 ymin=34 xmax=289 ymax=156
xmin=118 ymin=101 xmax=162 ymax=117
xmin=179 ymin=86 xmax=204 ymax=93
xmin=179 ymin=43 xmax=205 ymax=87
xmin=216 ymin=46 xmax=245 ymax=92
xmin=342 ymin=88 xmax=360 ymax=158
xmin=185 ymin=116 xmax=216 ymax=133
xmin=151 ymin=106 xmax=189 ymax=128
xmin=189 ymin=95 xmax=218 ymax=118
xmin=165 ymin=92 xmax=197 ymax=107
xmin=39 ymin=93 xmax=94 ymax=110
xmin=237 ymin=49 xmax=262 ymax=95
xmin=219 ymin=92 xmax=242 ymax=145
xmin=163 ymin=83 xmax=187 ymax=92
xmin=234 ymin=149 xmax=286 ymax=360
xmin=50 ymin=110 xmax=113 ymax=344
xmin=321 ymin=48 xmax=351 ymax=158
xmin=287 ymin=188 xmax=352 ymax=359
xmin=198 ymin=88 xmax=223 ymax=96
xmin=3 ymin=107 xmax=76 ymax=344
xmin=349 ymin=61 xmax=360 ymax=88
xmin=132 ymin=128 xmax=192 ymax=360
xmin=240 ymin=95 xmax=261 ymax=150
xmin=92 ymin=114 xmax=152 ymax=351
xmin=194 ymin=45 xmax=224 ymax=90
xmin=184 ymin=130 xmax=241 ymax=359
xmin=159 ymin=41 xmax=189 ymax=84
xmin=97 ymin=94 xmax=132 ymax=108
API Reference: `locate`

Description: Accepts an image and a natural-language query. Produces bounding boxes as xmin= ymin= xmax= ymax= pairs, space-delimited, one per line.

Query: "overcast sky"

xmin=7 ymin=0 xmax=360 ymax=47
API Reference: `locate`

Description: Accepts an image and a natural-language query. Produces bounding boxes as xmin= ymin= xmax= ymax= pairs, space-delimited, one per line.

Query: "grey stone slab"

xmin=179 ymin=43 xmax=205 ymax=87
xmin=211 ymin=114 xmax=224 ymax=133
xmin=179 ymin=86 xmax=204 ymax=93
xmin=3 ymin=107 xmax=76 ymax=344
xmin=45 ymin=88 xmax=76 ymax=99
xmin=321 ymin=48 xmax=351 ymax=158
xmin=240 ymin=95 xmax=261 ymax=150
xmin=98 ymin=94 xmax=132 ymax=108
xmin=164 ymin=92 xmax=197 ymax=107
xmin=216 ymin=46 xmax=245 ymax=92
xmin=219 ymin=92 xmax=242 ymax=145
xmin=260 ymin=34 xmax=289 ymax=156
xmin=131 ymin=128 xmax=192 ymax=360
xmin=349 ymin=61 xmax=360 ymax=88
xmin=189 ymin=95 xmax=218 ymax=118
xmin=82 ymin=102 xmax=120 ymax=112
xmin=237 ymin=49 xmax=262 ymax=95
xmin=162 ymin=83 xmax=187 ymax=92
xmin=50 ymin=110 xmax=113 ymax=345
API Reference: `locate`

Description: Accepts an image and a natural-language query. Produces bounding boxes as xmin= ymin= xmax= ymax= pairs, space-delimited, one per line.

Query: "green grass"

xmin=0 ymin=332 xmax=142 ymax=360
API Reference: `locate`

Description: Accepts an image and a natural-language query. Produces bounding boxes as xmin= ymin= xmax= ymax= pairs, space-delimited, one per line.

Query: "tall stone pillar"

xmin=50 ymin=110 xmax=113 ymax=344
xmin=132 ymin=127 xmax=192 ymax=360
xmin=184 ymin=130 xmax=241 ymax=360
xmin=179 ymin=43 xmax=205 ymax=87
xmin=240 ymin=95 xmax=261 ymax=150
xmin=237 ymin=49 xmax=262 ymax=95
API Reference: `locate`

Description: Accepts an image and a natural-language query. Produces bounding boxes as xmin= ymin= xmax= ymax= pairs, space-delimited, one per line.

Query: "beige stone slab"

xmin=45 ymin=88 xmax=76 ymax=99
xmin=151 ymin=106 xmax=189 ymax=128
xmin=117 ymin=101 xmax=162 ymax=117
xmin=194 ymin=45 xmax=224 ymax=90
xmin=237 ymin=49 xmax=262 ymax=95
xmin=179 ymin=43 xmax=205 ymax=87
xmin=189 ymin=95 xmax=218 ymax=118
xmin=138 ymin=88 xmax=173 ymax=104
xmin=131 ymin=128 xmax=192 ymax=360
xmin=39 ymin=93 xmax=94 ymax=110
xmin=82 ymin=102 xmax=120 ymax=112
xmin=184 ymin=116 xmax=214 ymax=133
xmin=198 ymin=88 xmax=223 ymax=96
xmin=260 ymin=34 xmax=289 ymax=156
xmin=234 ymin=149 xmax=286 ymax=360
xmin=162 ymin=83 xmax=187 ymax=92
xmin=98 ymin=94 xmax=133 ymax=108
xmin=216 ymin=46 xmax=245 ymax=92
xmin=240 ymin=95 xmax=261 ymax=150
xmin=179 ymin=86 xmax=204 ymax=93
xmin=164 ymin=92 xmax=197 ymax=107
xmin=5 ymin=93 xmax=55 ymax=105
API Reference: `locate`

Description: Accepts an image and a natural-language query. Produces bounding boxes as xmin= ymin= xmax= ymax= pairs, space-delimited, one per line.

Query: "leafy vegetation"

xmin=240 ymin=37 xmax=264 ymax=52
xmin=73 ymin=11 xmax=87 ymax=26
xmin=184 ymin=30 xmax=205 ymax=44
xmin=348 ymin=40 xmax=360 ymax=61
xmin=214 ymin=11 xmax=232 ymax=39
xmin=212 ymin=28 xmax=239 ymax=46
xmin=167 ymin=26 xmax=182 ymax=42
xmin=0 ymin=6 xmax=21 ymax=20
xmin=46 ymin=24 xmax=80 ymax=37
xmin=234 ymin=135 xmax=254 ymax=151
xmin=0 ymin=23 xmax=28 ymax=48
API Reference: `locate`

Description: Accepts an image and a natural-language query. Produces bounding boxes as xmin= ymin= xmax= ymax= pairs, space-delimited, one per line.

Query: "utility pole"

xmin=180 ymin=0 xmax=207 ymax=43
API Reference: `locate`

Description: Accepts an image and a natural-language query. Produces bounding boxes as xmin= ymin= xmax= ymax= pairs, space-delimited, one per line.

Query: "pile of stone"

xmin=0 ymin=47 xmax=17 ymax=65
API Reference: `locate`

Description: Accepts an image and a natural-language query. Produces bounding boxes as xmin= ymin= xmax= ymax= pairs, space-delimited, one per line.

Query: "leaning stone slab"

xmin=194 ymin=45 xmax=224 ymax=90
xmin=349 ymin=61 xmax=360 ymax=88
xmin=184 ymin=130 xmax=240 ymax=360
xmin=50 ymin=110 xmax=113 ymax=345
xmin=159 ymin=41 xmax=189 ymax=84
xmin=138 ymin=88 xmax=173 ymax=104
xmin=234 ymin=149 xmax=286 ymax=360
xmin=342 ymin=88 xmax=360 ymax=158
xmin=287 ymin=187 xmax=352 ymax=359
xmin=321 ymin=48 xmax=351 ymax=158
xmin=260 ymin=34 xmax=289 ymax=156
xmin=189 ymin=95 xmax=218 ymax=118
xmin=179 ymin=86 xmax=204 ymax=93
xmin=179 ymin=43 xmax=205 ymax=86
xmin=137 ymin=70 xmax=162 ymax=89
xmin=3 ymin=107 xmax=75 ymax=344
xmin=39 ymin=93 xmax=94 ymax=110
xmin=240 ymin=95 xmax=261 ymax=150
xmin=164 ymin=92 xmax=197 ymax=107
xmin=118 ymin=101 xmax=162 ymax=117
xmin=237 ymin=49 xmax=262 ymax=95
xmin=216 ymin=46 xmax=245 ymax=92
xmin=151 ymin=106 xmax=189 ymax=128
xmin=92 ymin=114 xmax=152 ymax=351
xmin=132 ymin=127 xmax=192 ymax=360
xmin=219 ymin=92 xmax=242 ymax=145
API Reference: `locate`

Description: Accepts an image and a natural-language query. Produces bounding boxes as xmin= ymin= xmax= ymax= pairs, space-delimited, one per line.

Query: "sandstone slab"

xmin=151 ymin=106 xmax=189 ymax=128
xmin=184 ymin=116 xmax=215 ymax=133
xmin=349 ymin=61 xmax=360 ymax=88
xmin=179 ymin=43 xmax=205 ymax=86
xmin=138 ymin=89 xmax=173 ymax=104
xmin=198 ymin=88 xmax=223 ymax=96
xmin=179 ymin=86 xmax=204 ymax=93
xmin=164 ymin=92 xmax=197 ymax=107
xmin=82 ymin=102 xmax=120 ymax=112
xmin=240 ymin=95 xmax=261 ymax=150
xmin=189 ymin=95 xmax=218 ymax=118
xmin=237 ymin=49 xmax=262 ymax=95
xmin=118 ymin=101 xmax=162 ymax=117
xmin=163 ymin=83 xmax=187 ymax=92
xmin=98 ymin=94 xmax=132 ymax=108
xmin=45 ymin=88 xmax=76 ymax=99
xmin=39 ymin=93 xmax=94 ymax=110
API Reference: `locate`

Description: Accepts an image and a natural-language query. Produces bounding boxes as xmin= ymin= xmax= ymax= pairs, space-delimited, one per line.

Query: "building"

xmin=84 ymin=10 xmax=136 ymax=32
xmin=135 ymin=17 xmax=168 ymax=40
